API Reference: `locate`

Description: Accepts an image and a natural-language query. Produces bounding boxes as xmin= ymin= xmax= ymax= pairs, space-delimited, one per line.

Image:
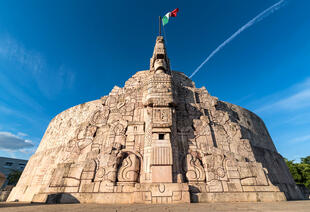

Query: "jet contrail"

xmin=189 ymin=0 xmax=286 ymax=79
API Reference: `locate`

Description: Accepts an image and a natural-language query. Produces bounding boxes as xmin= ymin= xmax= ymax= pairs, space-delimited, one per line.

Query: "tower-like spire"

xmin=149 ymin=36 xmax=171 ymax=73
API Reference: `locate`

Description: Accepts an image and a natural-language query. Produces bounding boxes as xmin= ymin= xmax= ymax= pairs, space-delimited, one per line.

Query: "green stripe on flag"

xmin=162 ymin=12 xmax=170 ymax=26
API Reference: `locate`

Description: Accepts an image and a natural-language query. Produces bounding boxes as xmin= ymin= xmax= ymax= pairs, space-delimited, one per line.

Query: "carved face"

xmin=154 ymin=59 xmax=167 ymax=73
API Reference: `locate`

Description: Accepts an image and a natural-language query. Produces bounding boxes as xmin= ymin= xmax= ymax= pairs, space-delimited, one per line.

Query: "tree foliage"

xmin=301 ymin=156 xmax=310 ymax=165
xmin=7 ymin=170 xmax=22 ymax=186
xmin=285 ymin=156 xmax=310 ymax=190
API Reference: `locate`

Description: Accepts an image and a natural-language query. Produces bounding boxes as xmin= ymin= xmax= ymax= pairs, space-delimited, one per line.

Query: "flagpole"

xmin=163 ymin=24 xmax=168 ymax=45
xmin=159 ymin=16 xmax=161 ymax=36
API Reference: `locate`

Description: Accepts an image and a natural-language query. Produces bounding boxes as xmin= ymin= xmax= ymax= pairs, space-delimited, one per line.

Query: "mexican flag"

xmin=162 ymin=8 xmax=179 ymax=26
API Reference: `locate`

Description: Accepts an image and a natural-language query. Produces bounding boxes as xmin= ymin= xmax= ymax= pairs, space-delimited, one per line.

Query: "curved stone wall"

xmin=7 ymin=69 xmax=303 ymax=203
xmin=220 ymin=102 xmax=303 ymax=200
xmin=8 ymin=100 xmax=104 ymax=202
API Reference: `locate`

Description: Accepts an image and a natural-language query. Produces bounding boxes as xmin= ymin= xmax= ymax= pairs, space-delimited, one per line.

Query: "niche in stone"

xmin=159 ymin=134 xmax=165 ymax=140
xmin=117 ymin=152 xmax=140 ymax=183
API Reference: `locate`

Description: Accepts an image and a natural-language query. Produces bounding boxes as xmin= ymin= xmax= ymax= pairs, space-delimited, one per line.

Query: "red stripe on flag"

xmin=170 ymin=8 xmax=179 ymax=17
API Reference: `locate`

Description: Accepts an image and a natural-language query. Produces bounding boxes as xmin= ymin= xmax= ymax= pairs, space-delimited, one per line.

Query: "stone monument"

xmin=8 ymin=36 xmax=304 ymax=203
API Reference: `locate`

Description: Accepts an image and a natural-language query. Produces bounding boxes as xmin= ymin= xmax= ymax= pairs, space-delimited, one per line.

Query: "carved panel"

xmin=185 ymin=152 xmax=205 ymax=182
xmin=81 ymin=160 xmax=97 ymax=180
xmin=117 ymin=153 xmax=140 ymax=182
xmin=152 ymin=108 xmax=172 ymax=127
xmin=152 ymin=147 xmax=172 ymax=165
xmin=91 ymin=107 xmax=109 ymax=126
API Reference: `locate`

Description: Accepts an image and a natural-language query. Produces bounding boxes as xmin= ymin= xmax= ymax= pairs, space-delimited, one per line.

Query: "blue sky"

xmin=0 ymin=0 xmax=309 ymax=161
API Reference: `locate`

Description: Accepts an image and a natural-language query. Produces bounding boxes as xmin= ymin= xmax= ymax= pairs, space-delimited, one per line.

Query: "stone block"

xmin=67 ymin=165 xmax=83 ymax=179
xmin=99 ymin=181 xmax=114 ymax=192
xmin=251 ymin=164 xmax=269 ymax=186
xmin=132 ymin=183 xmax=190 ymax=203
xmin=47 ymin=186 xmax=65 ymax=193
xmin=256 ymin=192 xmax=286 ymax=202
xmin=254 ymin=185 xmax=280 ymax=192
xmin=172 ymin=191 xmax=182 ymax=201
xmin=79 ymin=181 xmax=94 ymax=192
xmin=239 ymin=166 xmax=253 ymax=179
xmin=143 ymin=191 xmax=151 ymax=201
xmin=152 ymin=196 xmax=172 ymax=204
xmin=222 ymin=181 xmax=229 ymax=192
xmin=93 ymin=182 xmax=100 ymax=192
xmin=227 ymin=179 xmax=243 ymax=192
xmin=81 ymin=172 xmax=94 ymax=180
xmin=50 ymin=169 xmax=65 ymax=187
xmin=150 ymin=184 xmax=173 ymax=196
xmin=122 ymin=185 xmax=135 ymax=192
xmin=207 ymin=180 xmax=223 ymax=193
xmin=241 ymin=177 xmax=256 ymax=186
xmin=151 ymin=166 xmax=172 ymax=183
xmin=195 ymin=192 xmax=286 ymax=203
xmin=64 ymin=186 xmax=79 ymax=193
xmin=63 ymin=178 xmax=80 ymax=187
xmin=227 ymin=170 xmax=240 ymax=179
xmin=242 ymin=186 xmax=256 ymax=192
xmin=72 ymin=192 xmax=133 ymax=204
xmin=114 ymin=185 xmax=123 ymax=193
xmin=31 ymin=193 xmax=48 ymax=203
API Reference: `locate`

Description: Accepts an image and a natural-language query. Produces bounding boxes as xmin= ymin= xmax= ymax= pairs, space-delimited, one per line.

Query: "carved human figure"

xmin=106 ymin=147 xmax=122 ymax=182
xmin=91 ymin=107 xmax=109 ymax=127
xmin=193 ymin=116 xmax=211 ymax=136
xmin=91 ymin=125 xmax=109 ymax=154
xmin=94 ymin=143 xmax=123 ymax=184
xmin=202 ymin=153 xmax=227 ymax=182
xmin=62 ymin=124 xmax=97 ymax=163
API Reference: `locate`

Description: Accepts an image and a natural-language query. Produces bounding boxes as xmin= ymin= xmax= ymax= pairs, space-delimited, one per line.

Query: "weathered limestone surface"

xmin=7 ymin=36 xmax=304 ymax=203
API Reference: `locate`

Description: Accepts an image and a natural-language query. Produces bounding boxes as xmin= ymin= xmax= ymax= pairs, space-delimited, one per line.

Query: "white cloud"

xmin=0 ymin=131 xmax=34 ymax=151
xmin=24 ymin=139 xmax=33 ymax=144
xmin=290 ymin=134 xmax=310 ymax=143
xmin=254 ymin=78 xmax=310 ymax=114
xmin=19 ymin=148 xmax=36 ymax=155
xmin=0 ymin=104 xmax=45 ymax=127
xmin=0 ymin=35 xmax=44 ymax=74
xmin=0 ymin=105 xmax=14 ymax=114
xmin=17 ymin=132 xmax=28 ymax=137
xmin=0 ymin=72 xmax=44 ymax=112
xmin=268 ymin=88 xmax=310 ymax=110
xmin=0 ymin=34 xmax=75 ymax=99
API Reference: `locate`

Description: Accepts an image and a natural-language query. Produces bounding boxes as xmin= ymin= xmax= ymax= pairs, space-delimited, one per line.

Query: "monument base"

xmin=192 ymin=191 xmax=286 ymax=203
xmin=31 ymin=182 xmax=286 ymax=204
xmin=32 ymin=183 xmax=191 ymax=204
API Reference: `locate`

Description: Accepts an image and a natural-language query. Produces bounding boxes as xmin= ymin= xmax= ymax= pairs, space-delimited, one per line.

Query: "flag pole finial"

xmin=159 ymin=16 xmax=162 ymax=36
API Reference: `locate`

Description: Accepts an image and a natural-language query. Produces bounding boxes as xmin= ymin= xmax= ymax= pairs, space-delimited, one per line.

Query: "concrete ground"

xmin=0 ymin=201 xmax=310 ymax=212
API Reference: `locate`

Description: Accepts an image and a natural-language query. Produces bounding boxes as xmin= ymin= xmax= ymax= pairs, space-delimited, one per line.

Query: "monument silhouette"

xmin=8 ymin=36 xmax=303 ymax=203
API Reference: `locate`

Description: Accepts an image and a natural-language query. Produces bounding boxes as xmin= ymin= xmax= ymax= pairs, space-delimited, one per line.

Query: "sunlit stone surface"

xmin=7 ymin=36 xmax=304 ymax=203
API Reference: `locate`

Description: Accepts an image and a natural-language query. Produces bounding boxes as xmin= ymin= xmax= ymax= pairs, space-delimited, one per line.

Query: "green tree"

xmin=7 ymin=170 xmax=22 ymax=186
xmin=285 ymin=157 xmax=310 ymax=190
xmin=301 ymin=156 xmax=310 ymax=165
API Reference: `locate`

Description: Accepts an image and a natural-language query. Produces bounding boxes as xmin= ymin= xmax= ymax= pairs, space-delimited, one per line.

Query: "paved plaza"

xmin=0 ymin=201 xmax=310 ymax=212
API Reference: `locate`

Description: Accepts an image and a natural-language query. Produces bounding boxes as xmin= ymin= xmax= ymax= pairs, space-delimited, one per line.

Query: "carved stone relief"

xmin=185 ymin=152 xmax=206 ymax=183
xmin=9 ymin=36 xmax=298 ymax=204
xmin=117 ymin=153 xmax=140 ymax=183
